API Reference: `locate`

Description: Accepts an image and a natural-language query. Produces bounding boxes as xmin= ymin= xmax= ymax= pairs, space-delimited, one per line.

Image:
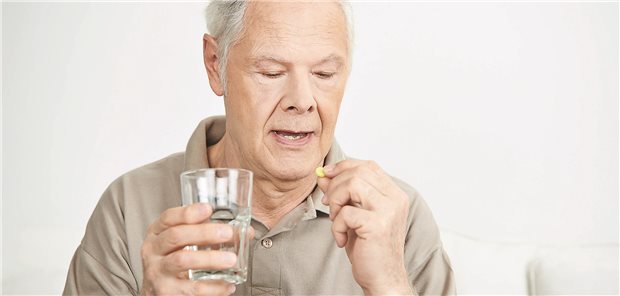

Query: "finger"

xmin=321 ymin=159 xmax=393 ymax=198
xmin=322 ymin=159 xmax=366 ymax=178
xmin=162 ymin=250 xmax=237 ymax=274
xmin=318 ymin=160 xmax=371 ymax=201
xmin=324 ymin=159 xmax=388 ymax=178
xmin=334 ymin=160 xmax=395 ymax=192
xmin=149 ymin=203 xmax=213 ymax=235
xmin=331 ymin=205 xmax=375 ymax=247
xmin=155 ymin=223 xmax=233 ymax=255
xmin=325 ymin=171 xmax=385 ymax=220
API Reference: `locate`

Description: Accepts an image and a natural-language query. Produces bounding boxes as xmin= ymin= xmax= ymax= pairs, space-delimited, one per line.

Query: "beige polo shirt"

xmin=63 ymin=116 xmax=455 ymax=295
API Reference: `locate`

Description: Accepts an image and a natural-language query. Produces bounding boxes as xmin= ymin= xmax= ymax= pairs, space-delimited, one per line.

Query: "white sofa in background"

xmin=441 ymin=230 xmax=619 ymax=295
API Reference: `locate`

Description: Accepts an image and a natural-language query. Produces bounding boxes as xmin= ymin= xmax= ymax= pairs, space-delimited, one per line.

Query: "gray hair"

xmin=205 ymin=0 xmax=354 ymax=94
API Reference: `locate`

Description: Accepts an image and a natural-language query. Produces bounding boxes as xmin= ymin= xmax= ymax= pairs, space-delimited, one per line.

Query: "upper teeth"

xmin=283 ymin=133 xmax=302 ymax=140
xmin=277 ymin=132 xmax=304 ymax=140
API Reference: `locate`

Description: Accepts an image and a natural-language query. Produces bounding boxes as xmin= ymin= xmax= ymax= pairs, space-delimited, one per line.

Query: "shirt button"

xmin=261 ymin=238 xmax=273 ymax=249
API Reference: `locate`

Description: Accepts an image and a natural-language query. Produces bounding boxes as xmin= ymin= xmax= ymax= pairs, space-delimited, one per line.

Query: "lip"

xmin=270 ymin=130 xmax=314 ymax=147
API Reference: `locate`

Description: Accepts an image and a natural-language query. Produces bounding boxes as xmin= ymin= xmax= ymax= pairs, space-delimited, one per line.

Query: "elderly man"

xmin=64 ymin=0 xmax=455 ymax=295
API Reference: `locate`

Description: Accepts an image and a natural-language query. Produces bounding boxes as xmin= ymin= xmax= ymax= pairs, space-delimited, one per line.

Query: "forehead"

xmin=235 ymin=0 xmax=349 ymax=62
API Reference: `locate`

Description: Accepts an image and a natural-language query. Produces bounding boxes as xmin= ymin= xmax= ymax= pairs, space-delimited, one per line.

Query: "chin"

xmin=268 ymin=160 xmax=314 ymax=181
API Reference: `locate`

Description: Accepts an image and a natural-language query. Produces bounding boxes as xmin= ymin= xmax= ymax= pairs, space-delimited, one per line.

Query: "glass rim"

xmin=180 ymin=167 xmax=253 ymax=179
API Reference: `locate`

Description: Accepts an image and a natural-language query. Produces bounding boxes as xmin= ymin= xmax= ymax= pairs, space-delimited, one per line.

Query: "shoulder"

xmin=111 ymin=152 xmax=185 ymax=191
xmin=85 ymin=152 xmax=186 ymax=242
xmin=100 ymin=152 xmax=186 ymax=209
xmin=94 ymin=152 xmax=186 ymax=217
xmin=102 ymin=151 xmax=186 ymax=226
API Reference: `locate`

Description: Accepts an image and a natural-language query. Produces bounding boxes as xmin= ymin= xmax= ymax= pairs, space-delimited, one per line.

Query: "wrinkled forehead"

xmin=238 ymin=0 xmax=349 ymax=58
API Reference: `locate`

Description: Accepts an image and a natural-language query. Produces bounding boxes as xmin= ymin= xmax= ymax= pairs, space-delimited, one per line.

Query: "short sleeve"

xmin=63 ymin=181 xmax=139 ymax=296
xmin=394 ymin=178 xmax=456 ymax=295
xmin=63 ymin=244 xmax=137 ymax=295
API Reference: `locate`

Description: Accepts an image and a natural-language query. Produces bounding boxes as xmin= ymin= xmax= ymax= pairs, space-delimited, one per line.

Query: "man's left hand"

xmin=317 ymin=160 xmax=413 ymax=295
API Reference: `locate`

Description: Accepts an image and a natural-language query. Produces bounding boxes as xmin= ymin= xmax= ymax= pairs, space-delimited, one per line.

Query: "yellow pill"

xmin=315 ymin=167 xmax=326 ymax=178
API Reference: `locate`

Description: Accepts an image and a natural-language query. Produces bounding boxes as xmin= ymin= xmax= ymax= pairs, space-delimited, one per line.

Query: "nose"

xmin=279 ymin=72 xmax=316 ymax=114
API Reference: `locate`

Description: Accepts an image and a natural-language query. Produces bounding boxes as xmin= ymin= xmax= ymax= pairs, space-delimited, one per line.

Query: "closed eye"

xmin=314 ymin=72 xmax=335 ymax=79
xmin=261 ymin=72 xmax=284 ymax=79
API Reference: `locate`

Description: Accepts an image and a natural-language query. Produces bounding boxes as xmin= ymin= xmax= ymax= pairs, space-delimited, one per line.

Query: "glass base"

xmin=189 ymin=269 xmax=247 ymax=285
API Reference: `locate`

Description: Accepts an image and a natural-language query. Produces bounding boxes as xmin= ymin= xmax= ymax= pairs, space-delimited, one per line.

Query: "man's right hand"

xmin=140 ymin=203 xmax=238 ymax=295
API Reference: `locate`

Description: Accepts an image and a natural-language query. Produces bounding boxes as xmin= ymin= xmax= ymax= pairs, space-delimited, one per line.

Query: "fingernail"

xmin=219 ymin=226 xmax=233 ymax=239
xmin=321 ymin=194 xmax=327 ymax=204
xmin=323 ymin=164 xmax=335 ymax=173
xmin=228 ymin=284 xmax=236 ymax=294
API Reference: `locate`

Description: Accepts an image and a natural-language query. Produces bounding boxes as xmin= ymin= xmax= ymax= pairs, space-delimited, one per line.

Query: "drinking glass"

xmin=180 ymin=168 xmax=253 ymax=284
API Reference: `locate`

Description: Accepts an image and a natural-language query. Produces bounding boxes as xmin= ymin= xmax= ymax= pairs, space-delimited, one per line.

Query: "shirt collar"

xmin=183 ymin=115 xmax=226 ymax=171
xmin=184 ymin=116 xmax=345 ymax=216
xmin=309 ymin=144 xmax=345 ymax=215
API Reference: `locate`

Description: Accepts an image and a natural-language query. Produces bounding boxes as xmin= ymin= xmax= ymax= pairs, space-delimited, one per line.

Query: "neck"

xmin=207 ymin=134 xmax=317 ymax=229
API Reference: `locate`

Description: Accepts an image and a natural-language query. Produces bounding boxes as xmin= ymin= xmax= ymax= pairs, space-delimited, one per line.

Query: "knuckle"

xmin=168 ymin=251 xmax=189 ymax=271
xmin=338 ymin=207 xmax=356 ymax=226
xmin=158 ymin=214 xmax=174 ymax=230
xmin=164 ymin=228 xmax=183 ymax=247
xmin=348 ymin=208 xmax=362 ymax=225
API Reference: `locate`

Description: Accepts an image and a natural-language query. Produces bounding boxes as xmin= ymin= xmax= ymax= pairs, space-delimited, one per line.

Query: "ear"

xmin=203 ymin=33 xmax=225 ymax=96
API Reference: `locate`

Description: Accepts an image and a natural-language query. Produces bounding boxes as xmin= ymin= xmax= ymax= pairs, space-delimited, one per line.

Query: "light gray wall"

xmin=2 ymin=2 xmax=618 ymax=294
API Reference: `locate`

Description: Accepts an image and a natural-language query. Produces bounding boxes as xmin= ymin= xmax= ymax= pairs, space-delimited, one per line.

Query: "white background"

xmin=2 ymin=1 xmax=618 ymax=294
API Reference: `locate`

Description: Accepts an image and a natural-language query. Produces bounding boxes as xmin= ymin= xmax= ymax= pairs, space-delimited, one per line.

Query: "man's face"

xmin=222 ymin=0 xmax=350 ymax=181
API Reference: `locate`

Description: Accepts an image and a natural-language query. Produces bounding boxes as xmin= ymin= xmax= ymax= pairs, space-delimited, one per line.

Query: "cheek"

xmin=317 ymin=90 xmax=344 ymax=126
xmin=228 ymin=78 xmax=281 ymax=130
xmin=317 ymin=102 xmax=341 ymax=138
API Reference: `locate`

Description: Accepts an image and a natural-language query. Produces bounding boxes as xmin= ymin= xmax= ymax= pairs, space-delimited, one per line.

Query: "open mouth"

xmin=271 ymin=130 xmax=313 ymax=145
xmin=274 ymin=130 xmax=311 ymax=140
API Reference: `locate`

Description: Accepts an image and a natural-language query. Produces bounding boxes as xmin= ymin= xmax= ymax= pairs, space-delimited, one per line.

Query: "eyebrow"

xmin=249 ymin=54 xmax=345 ymax=68
xmin=250 ymin=55 xmax=289 ymax=67
xmin=316 ymin=54 xmax=345 ymax=67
